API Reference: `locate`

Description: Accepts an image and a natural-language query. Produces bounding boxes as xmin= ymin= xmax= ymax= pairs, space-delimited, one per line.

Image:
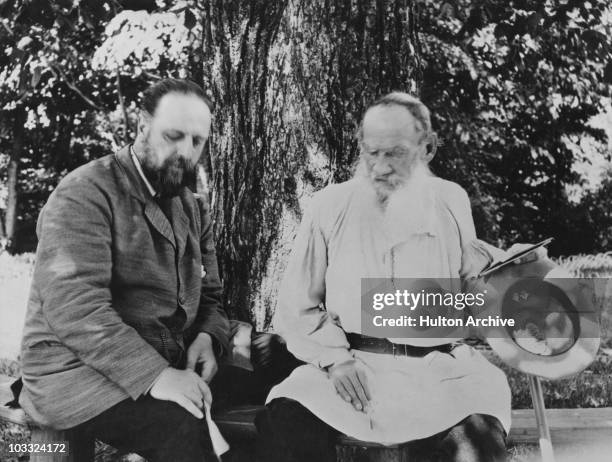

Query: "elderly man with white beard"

xmin=256 ymin=93 xmax=516 ymax=462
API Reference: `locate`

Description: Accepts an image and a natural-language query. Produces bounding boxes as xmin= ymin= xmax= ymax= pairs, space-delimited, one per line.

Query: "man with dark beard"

xmin=19 ymin=79 xmax=229 ymax=461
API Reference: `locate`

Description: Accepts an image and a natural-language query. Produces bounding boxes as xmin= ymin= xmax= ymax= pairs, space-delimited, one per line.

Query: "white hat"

xmin=479 ymin=258 xmax=600 ymax=380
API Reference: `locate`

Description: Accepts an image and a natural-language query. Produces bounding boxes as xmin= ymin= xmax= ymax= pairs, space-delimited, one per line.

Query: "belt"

xmin=346 ymin=333 xmax=454 ymax=357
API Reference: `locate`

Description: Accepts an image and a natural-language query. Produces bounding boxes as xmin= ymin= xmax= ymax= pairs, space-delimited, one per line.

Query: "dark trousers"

xmin=257 ymin=398 xmax=508 ymax=462
xmin=73 ymin=394 xmax=217 ymax=462
xmin=210 ymin=347 xmax=303 ymax=411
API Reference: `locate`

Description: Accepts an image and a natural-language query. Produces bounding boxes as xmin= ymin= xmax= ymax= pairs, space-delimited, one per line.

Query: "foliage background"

xmin=0 ymin=0 xmax=611 ymax=325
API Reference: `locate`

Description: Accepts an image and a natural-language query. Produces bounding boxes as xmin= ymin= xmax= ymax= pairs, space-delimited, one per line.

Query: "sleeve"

xmin=35 ymin=176 xmax=169 ymax=400
xmin=273 ymin=198 xmax=353 ymax=369
xmin=450 ymin=186 xmax=509 ymax=279
xmin=191 ymin=195 xmax=230 ymax=358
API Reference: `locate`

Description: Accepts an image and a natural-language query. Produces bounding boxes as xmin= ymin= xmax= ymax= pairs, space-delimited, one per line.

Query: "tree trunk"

xmin=4 ymin=106 xmax=26 ymax=254
xmin=201 ymin=0 xmax=293 ymax=321
xmin=198 ymin=0 xmax=421 ymax=324
xmin=0 ymin=208 xmax=5 ymax=244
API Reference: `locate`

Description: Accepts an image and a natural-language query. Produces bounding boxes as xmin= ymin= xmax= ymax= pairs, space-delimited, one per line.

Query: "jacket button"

xmin=178 ymin=296 xmax=185 ymax=305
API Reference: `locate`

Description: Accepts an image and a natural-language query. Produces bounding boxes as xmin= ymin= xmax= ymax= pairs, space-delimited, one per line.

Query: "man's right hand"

xmin=327 ymin=360 xmax=370 ymax=412
xmin=149 ymin=367 xmax=211 ymax=419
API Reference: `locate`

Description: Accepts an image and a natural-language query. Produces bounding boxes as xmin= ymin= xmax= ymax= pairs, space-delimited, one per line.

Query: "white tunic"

xmin=267 ymin=176 xmax=511 ymax=444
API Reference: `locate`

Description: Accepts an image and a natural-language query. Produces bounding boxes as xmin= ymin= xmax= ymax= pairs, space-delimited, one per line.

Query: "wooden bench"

xmin=3 ymin=374 xmax=612 ymax=461
xmin=212 ymin=404 xmax=612 ymax=461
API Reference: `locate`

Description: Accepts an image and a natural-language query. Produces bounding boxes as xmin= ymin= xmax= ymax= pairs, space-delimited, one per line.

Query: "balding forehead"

xmin=155 ymin=92 xmax=211 ymax=120
xmin=152 ymin=93 xmax=210 ymax=134
xmin=362 ymin=105 xmax=422 ymax=138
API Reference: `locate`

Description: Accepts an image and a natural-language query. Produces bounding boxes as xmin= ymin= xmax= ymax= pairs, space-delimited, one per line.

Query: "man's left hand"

xmin=251 ymin=332 xmax=280 ymax=368
xmin=507 ymin=243 xmax=548 ymax=265
xmin=186 ymin=333 xmax=218 ymax=383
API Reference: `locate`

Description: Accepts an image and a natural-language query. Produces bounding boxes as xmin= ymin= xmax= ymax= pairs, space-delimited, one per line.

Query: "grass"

xmin=0 ymin=421 xmax=30 ymax=462
xmin=485 ymin=350 xmax=612 ymax=409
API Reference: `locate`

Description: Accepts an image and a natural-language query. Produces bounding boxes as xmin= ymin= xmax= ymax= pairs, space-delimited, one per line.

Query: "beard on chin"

xmin=372 ymin=176 xmax=403 ymax=204
xmin=382 ymin=163 xmax=437 ymax=241
xmin=140 ymin=149 xmax=197 ymax=198
xmin=353 ymin=156 xmax=418 ymax=205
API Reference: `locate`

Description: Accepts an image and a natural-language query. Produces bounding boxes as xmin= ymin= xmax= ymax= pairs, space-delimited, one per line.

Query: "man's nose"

xmin=177 ymin=138 xmax=196 ymax=158
xmin=371 ymin=155 xmax=393 ymax=176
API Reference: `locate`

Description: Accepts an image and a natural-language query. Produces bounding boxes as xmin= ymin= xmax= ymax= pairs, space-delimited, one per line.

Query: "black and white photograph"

xmin=0 ymin=1 xmax=611 ymax=461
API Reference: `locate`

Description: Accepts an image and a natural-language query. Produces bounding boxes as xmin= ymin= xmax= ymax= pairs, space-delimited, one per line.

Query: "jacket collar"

xmin=130 ymin=145 xmax=157 ymax=197
xmin=115 ymin=145 xmax=153 ymax=204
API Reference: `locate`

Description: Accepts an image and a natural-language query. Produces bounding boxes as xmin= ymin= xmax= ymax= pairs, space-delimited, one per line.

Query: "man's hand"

xmin=149 ymin=367 xmax=211 ymax=419
xmin=507 ymin=243 xmax=548 ymax=265
xmin=251 ymin=332 xmax=280 ymax=368
xmin=186 ymin=332 xmax=218 ymax=383
xmin=328 ymin=360 xmax=370 ymax=412
xmin=460 ymin=241 xmax=506 ymax=280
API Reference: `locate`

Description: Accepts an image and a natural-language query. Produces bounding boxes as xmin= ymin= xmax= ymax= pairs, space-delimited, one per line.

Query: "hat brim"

xmin=483 ymin=261 xmax=600 ymax=380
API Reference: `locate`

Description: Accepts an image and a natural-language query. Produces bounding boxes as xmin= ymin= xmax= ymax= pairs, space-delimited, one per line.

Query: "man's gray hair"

xmin=357 ymin=92 xmax=433 ymax=143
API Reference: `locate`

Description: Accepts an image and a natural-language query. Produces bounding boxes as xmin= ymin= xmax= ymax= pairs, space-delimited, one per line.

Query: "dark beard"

xmin=139 ymin=144 xmax=197 ymax=198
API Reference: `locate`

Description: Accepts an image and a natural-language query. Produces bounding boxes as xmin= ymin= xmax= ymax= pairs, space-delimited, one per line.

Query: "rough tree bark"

xmin=200 ymin=0 xmax=296 ymax=321
xmin=3 ymin=106 xmax=26 ymax=254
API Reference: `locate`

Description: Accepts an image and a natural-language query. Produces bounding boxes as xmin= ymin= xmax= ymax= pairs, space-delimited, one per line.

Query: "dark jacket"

xmin=19 ymin=146 xmax=229 ymax=429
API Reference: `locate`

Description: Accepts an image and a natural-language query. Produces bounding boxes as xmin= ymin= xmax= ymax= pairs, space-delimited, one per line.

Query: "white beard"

xmin=382 ymin=163 xmax=437 ymax=246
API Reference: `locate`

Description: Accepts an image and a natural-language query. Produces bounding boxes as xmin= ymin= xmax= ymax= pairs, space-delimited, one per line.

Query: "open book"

xmin=478 ymin=238 xmax=554 ymax=278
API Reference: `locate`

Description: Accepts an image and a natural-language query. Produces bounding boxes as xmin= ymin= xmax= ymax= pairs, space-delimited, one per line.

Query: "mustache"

xmin=161 ymin=155 xmax=196 ymax=174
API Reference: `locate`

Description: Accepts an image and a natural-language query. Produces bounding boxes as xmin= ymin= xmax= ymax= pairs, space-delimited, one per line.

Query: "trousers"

xmin=73 ymin=394 xmax=217 ymax=462
xmin=257 ymin=398 xmax=508 ymax=462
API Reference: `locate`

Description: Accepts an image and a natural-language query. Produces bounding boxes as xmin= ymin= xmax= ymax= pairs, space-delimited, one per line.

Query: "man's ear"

xmin=422 ymin=132 xmax=438 ymax=163
xmin=137 ymin=112 xmax=151 ymax=138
